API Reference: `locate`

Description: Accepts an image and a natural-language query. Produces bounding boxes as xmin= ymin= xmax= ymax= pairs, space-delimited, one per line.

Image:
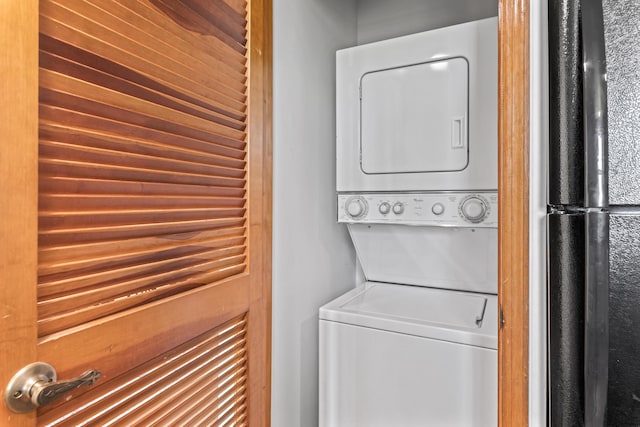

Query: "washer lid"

xmin=320 ymin=282 xmax=497 ymax=349
xmin=342 ymin=282 xmax=487 ymax=329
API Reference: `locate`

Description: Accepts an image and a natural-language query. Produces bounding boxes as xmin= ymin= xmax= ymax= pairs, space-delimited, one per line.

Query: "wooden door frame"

xmin=247 ymin=0 xmax=273 ymax=424
xmin=0 ymin=1 xmax=39 ymax=425
xmin=0 ymin=1 xmax=272 ymax=425
xmin=498 ymin=0 xmax=530 ymax=425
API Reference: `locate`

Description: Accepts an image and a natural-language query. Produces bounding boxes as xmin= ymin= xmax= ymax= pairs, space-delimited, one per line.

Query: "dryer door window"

xmin=360 ymin=57 xmax=469 ymax=174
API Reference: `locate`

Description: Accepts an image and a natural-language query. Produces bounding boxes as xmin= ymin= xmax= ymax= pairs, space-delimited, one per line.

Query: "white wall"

xmin=272 ymin=1 xmax=357 ymax=426
xmin=529 ymin=1 xmax=548 ymax=425
xmin=356 ymin=0 xmax=497 ymax=44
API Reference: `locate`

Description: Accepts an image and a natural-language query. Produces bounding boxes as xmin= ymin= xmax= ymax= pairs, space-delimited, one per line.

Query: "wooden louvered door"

xmin=0 ymin=0 xmax=271 ymax=426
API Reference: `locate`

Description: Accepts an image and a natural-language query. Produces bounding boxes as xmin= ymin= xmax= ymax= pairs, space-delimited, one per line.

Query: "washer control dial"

xmin=378 ymin=202 xmax=391 ymax=215
xmin=459 ymin=195 xmax=489 ymax=223
xmin=431 ymin=203 xmax=445 ymax=216
xmin=345 ymin=196 xmax=368 ymax=219
xmin=392 ymin=202 xmax=405 ymax=215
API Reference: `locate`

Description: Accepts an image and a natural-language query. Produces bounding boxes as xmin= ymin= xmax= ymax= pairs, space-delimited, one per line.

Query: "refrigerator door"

xmin=608 ymin=214 xmax=640 ymax=425
xmin=604 ymin=0 xmax=640 ymax=205
xmin=548 ymin=212 xmax=585 ymax=426
xmin=548 ymin=0 xmax=583 ymax=207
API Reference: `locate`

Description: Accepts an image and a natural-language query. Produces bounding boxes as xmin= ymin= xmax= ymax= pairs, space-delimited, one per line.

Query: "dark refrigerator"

xmin=549 ymin=0 xmax=640 ymax=426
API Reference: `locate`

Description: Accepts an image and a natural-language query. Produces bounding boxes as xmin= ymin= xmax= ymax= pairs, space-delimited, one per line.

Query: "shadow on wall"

xmin=300 ymin=315 xmax=320 ymax=427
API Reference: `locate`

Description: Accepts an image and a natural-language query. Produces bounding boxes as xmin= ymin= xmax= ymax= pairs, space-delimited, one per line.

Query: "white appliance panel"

xmin=347 ymin=224 xmax=497 ymax=294
xmin=319 ymin=320 xmax=497 ymax=427
xmin=338 ymin=191 xmax=498 ymax=227
xmin=337 ymin=17 xmax=497 ymax=192
xmin=360 ymin=57 xmax=469 ymax=174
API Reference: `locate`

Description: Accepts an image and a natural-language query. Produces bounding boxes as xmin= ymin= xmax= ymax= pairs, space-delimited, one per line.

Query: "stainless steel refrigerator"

xmin=548 ymin=0 xmax=640 ymax=425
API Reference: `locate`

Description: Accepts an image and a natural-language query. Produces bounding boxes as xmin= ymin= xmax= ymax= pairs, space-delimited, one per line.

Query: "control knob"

xmin=392 ymin=202 xmax=404 ymax=215
xmin=431 ymin=203 xmax=445 ymax=216
xmin=345 ymin=196 xmax=368 ymax=219
xmin=459 ymin=195 xmax=489 ymax=223
xmin=378 ymin=202 xmax=391 ymax=215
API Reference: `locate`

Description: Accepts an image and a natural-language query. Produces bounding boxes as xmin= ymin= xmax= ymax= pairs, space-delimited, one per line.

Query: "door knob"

xmin=5 ymin=362 xmax=102 ymax=413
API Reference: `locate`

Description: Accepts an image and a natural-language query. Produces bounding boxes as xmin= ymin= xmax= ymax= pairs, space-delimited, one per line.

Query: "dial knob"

xmin=392 ymin=202 xmax=404 ymax=215
xmin=459 ymin=196 xmax=489 ymax=223
xmin=379 ymin=202 xmax=391 ymax=215
xmin=431 ymin=203 xmax=445 ymax=215
xmin=346 ymin=197 xmax=367 ymax=219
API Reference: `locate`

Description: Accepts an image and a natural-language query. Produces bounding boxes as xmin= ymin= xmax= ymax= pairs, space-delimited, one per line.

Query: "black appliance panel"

xmin=608 ymin=214 xmax=640 ymax=426
xmin=604 ymin=0 xmax=640 ymax=205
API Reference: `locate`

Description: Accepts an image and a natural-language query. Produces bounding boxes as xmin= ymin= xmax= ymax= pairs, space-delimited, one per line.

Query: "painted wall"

xmin=529 ymin=1 xmax=548 ymax=425
xmin=271 ymin=1 xmax=357 ymax=426
xmin=356 ymin=0 xmax=497 ymax=45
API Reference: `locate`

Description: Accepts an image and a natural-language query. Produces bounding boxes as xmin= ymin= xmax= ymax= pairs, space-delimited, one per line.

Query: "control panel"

xmin=337 ymin=192 xmax=497 ymax=227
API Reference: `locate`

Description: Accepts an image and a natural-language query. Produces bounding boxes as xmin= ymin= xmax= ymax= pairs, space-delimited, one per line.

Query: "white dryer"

xmin=336 ymin=17 xmax=497 ymax=192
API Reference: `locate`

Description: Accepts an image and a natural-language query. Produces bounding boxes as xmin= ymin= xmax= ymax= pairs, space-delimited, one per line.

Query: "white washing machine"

xmin=320 ymin=282 xmax=497 ymax=427
xmin=321 ymin=17 xmax=498 ymax=427
xmin=320 ymin=194 xmax=498 ymax=426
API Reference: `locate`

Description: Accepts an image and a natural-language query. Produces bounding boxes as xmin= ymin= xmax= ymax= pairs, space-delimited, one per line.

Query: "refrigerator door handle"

xmin=584 ymin=211 xmax=610 ymax=427
xmin=581 ymin=0 xmax=610 ymax=425
xmin=581 ymin=0 xmax=609 ymax=209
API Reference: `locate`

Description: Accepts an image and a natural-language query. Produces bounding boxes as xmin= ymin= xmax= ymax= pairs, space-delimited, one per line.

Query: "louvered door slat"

xmin=116 ymin=0 xmax=247 ymax=69
xmin=38 ymin=315 xmax=249 ymax=425
xmin=39 ymin=51 xmax=247 ymax=130
xmin=39 ymin=109 xmax=246 ymax=158
xmin=40 ymin=33 xmax=246 ymax=122
xmin=39 ymin=244 xmax=246 ymax=297
xmin=40 ymin=142 xmax=245 ymax=181
xmin=40 ymin=194 xmax=245 ymax=211
xmin=77 ymin=332 xmax=247 ymax=426
xmin=40 ymin=159 xmax=246 ymax=190
xmin=221 ymin=0 xmax=249 ymax=15
xmin=79 ymin=0 xmax=248 ymax=78
xmin=41 ymin=2 xmax=247 ymax=107
xmin=39 ymin=227 xmax=246 ymax=272
xmin=37 ymin=28 xmax=246 ymax=121
xmin=65 ymin=0 xmax=248 ymax=95
xmin=41 ymin=41 xmax=246 ymax=119
xmin=40 ymin=90 xmax=247 ymax=149
xmin=40 ymin=126 xmax=246 ymax=171
xmin=38 ymin=249 xmax=246 ymax=314
xmin=117 ymin=350 xmax=247 ymax=425
xmin=148 ymin=0 xmax=247 ymax=53
xmin=39 ymin=218 xmax=246 ymax=247
xmin=39 ymin=177 xmax=246 ymax=198
xmin=38 ymin=263 xmax=247 ymax=336
xmin=39 ymin=242 xmax=246 ymax=296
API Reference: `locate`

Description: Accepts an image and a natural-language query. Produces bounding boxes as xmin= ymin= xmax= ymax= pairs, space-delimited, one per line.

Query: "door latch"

xmin=5 ymin=362 xmax=102 ymax=413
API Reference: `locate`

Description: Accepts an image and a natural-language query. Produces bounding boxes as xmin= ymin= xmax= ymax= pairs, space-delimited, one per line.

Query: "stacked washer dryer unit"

xmin=319 ymin=18 xmax=498 ymax=427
